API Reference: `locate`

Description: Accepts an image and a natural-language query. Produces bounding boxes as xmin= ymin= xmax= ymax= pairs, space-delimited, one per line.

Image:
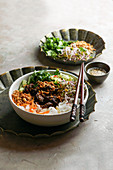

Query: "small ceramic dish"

xmin=9 ymin=69 xmax=89 ymax=127
xmin=85 ymin=62 xmax=110 ymax=84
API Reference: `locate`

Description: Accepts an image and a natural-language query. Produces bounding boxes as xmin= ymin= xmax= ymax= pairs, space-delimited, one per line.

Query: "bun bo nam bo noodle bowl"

xmin=9 ymin=69 xmax=88 ymax=126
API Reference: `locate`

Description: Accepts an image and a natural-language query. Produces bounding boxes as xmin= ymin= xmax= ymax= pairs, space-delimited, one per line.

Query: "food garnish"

xmin=42 ymin=37 xmax=95 ymax=62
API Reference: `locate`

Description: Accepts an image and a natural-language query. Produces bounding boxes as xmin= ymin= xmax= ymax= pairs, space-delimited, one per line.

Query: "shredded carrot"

xmin=22 ymin=104 xmax=28 ymax=107
xmin=34 ymin=107 xmax=38 ymax=109
xmin=12 ymin=90 xmax=51 ymax=115
xmin=29 ymin=108 xmax=34 ymax=113
xmin=31 ymin=106 xmax=37 ymax=109
xmin=37 ymin=110 xmax=50 ymax=114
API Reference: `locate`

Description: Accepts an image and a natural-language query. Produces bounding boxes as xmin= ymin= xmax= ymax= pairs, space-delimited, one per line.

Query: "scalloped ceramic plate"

xmin=0 ymin=66 xmax=97 ymax=137
xmin=39 ymin=28 xmax=105 ymax=65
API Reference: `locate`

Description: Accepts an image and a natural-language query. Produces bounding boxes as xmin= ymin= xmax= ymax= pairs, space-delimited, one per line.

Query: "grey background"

xmin=0 ymin=0 xmax=113 ymax=170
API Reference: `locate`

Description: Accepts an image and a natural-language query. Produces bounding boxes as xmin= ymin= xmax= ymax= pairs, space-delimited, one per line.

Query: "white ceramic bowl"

xmin=9 ymin=70 xmax=89 ymax=126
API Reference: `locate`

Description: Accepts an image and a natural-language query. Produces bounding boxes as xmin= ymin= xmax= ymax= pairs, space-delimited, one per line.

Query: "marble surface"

xmin=0 ymin=0 xmax=113 ymax=169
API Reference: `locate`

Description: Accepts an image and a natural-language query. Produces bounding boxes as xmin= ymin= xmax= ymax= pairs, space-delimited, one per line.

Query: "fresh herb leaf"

xmin=27 ymin=70 xmax=54 ymax=85
xmin=46 ymin=50 xmax=57 ymax=58
xmin=54 ymin=69 xmax=60 ymax=75
xmin=42 ymin=37 xmax=71 ymax=58
xmin=19 ymin=80 xmax=27 ymax=91
xmin=79 ymin=47 xmax=87 ymax=52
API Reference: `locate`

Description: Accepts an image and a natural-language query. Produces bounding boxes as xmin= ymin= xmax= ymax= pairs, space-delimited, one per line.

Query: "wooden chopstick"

xmin=80 ymin=62 xmax=85 ymax=122
xmin=70 ymin=63 xmax=83 ymax=122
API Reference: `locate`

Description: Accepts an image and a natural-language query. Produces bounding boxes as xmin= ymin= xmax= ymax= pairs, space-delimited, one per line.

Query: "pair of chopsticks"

xmin=70 ymin=62 xmax=85 ymax=122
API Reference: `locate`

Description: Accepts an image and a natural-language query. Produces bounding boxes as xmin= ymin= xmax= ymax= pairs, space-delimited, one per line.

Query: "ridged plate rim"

xmin=0 ymin=66 xmax=97 ymax=137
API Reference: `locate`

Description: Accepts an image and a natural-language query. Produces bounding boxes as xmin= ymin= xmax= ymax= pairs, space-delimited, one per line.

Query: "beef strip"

xmin=23 ymin=81 xmax=64 ymax=109
xmin=36 ymin=93 xmax=44 ymax=103
xmin=41 ymin=102 xmax=53 ymax=108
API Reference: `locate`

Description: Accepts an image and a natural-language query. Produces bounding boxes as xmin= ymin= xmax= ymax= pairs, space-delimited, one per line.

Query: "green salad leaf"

xmin=26 ymin=69 xmax=61 ymax=86
xmin=46 ymin=50 xmax=57 ymax=58
xmin=19 ymin=80 xmax=27 ymax=91
xmin=28 ymin=70 xmax=53 ymax=84
xmin=42 ymin=37 xmax=72 ymax=58
xmin=79 ymin=47 xmax=87 ymax=52
xmin=54 ymin=69 xmax=60 ymax=75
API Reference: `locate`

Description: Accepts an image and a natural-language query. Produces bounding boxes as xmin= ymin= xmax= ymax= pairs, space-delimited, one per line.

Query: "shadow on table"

xmin=0 ymin=122 xmax=87 ymax=152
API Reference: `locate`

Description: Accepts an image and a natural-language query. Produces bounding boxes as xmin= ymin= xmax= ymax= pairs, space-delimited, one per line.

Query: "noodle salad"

xmin=42 ymin=37 xmax=95 ymax=62
xmin=12 ymin=69 xmax=85 ymax=115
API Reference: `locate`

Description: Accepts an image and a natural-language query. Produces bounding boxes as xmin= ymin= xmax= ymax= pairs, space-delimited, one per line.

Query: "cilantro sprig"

xmin=27 ymin=69 xmax=60 ymax=84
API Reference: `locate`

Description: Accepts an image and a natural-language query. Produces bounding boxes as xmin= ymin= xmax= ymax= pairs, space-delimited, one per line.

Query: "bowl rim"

xmin=85 ymin=61 xmax=110 ymax=77
xmin=9 ymin=69 xmax=89 ymax=117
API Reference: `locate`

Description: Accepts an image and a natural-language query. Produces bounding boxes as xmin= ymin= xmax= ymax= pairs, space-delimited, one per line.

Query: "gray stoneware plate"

xmin=0 ymin=66 xmax=97 ymax=137
xmin=39 ymin=28 xmax=105 ymax=65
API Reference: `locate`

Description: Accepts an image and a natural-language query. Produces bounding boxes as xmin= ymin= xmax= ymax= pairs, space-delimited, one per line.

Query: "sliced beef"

xmin=50 ymin=97 xmax=58 ymax=106
xmin=30 ymin=88 xmax=38 ymax=96
xmin=41 ymin=102 xmax=53 ymax=108
xmin=23 ymin=80 xmax=64 ymax=109
xmin=24 ymin=85 xmax=30 ymax=93
xmin=36 ymin=93 xmax=44 ymax=103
